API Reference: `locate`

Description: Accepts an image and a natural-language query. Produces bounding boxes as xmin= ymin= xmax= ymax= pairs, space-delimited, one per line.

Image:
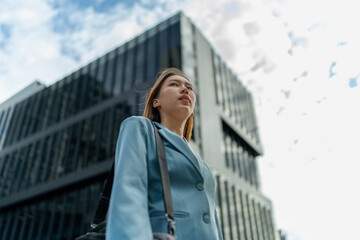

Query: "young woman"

xmin=106 ymin=68 xmax=224 ymax=240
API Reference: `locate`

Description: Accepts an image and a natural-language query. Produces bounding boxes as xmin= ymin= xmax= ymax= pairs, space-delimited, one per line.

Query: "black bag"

xmin=74 ymin=122 xmax=176 ymax=240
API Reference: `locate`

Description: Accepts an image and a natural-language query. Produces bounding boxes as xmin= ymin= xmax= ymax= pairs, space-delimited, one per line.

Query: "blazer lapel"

xmin=153 ymin=122 xmax=203 ymax=179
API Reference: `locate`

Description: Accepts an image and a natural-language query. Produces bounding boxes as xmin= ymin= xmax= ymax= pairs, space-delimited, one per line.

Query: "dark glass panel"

xmin=42 ymin=85 xmax=56 ymax=129
xmin=68 ymin=122 xmax=83 ymax=172
xmin=56 ymin=127 xmax=73 ymax=177
xmin=78 ymin=118 xmax=91 ymax=171
xmin=53 ymin=194 xmax=66 ymax=240
xmin=95 ymin=56 xmax=106 ymax=103
xmin=65 ymin=74 xmax=77 ymax=118
xmin=84 ymin=61 xmax=97 ymax=108
xmin=26 ymin=204 xmax=38 ymax=240
xmin=113 ymin=47 xmax=125 ymax=96
xmin=94 ymin=112 xmax=104 ymax=162
xmin=64 ymin=191 xmax=78 ymax=239
xmin=109 ymin=107 xmax=117 ymax=159
xmin=33 ymin=90 xmax=46 ymax=133
xmin=31 ymin=138 xmax=47 ymax=186
xmin=72 ymin=71 xmax=82 ymax=115
xmin=46 ymin=133 xmax=59 ymax=181
xmin=124 ymin=45 xmax=135 ymax=92
xmin=19 ymin=96 xmax=34 ymax=140
xmin=99 ymin=109 xmax=111 ymax=161
xmin=3 ymin=104 xmax=18 ymax=146
xmin=0 ymin=154 xmax=11 ymax=197
xmin=134 ymin=38 xmax=145 ymax=83
xmin=0 ymin=156 xmax=6 ymax=192
xmin=16 ymin=207 xmax=30 ymax=240
xmin=38 ymin=135 xmax=54 ymax=184
xmin=0 ymin=110 xmax=4 ymax=133
xmin=44 ymin=197 xmax=57 ymax=239
xmin=27 ymin=140 xmax=43 ymax=188
xmin=10 ymin=148 xmax=26 ymax=194
xmin=87 ymin=114 xmax=100 ymax=166
xmin=58 ymin=77 xmax=71 ymax=122
xmin=1 ymin=211 xmax=13 ymax=239
xmin=0 ymin=108 xmax=10 ymax=147
xmin=12 ymin=101 xmax=28 ymax=143
xmin=4 ymin=151 xmax=18 ymax=196
xmin=104 ymin=51 xmax=116 ymax=99
xmin=90 ymin=60 xmax=101 ymax=105
xmin=8 ymin=208 xmax=20 ymax=240
xmin=17 ymin=144 xmax=33 ymax=191
xmin=63 ymin=125 xmax=76 ymax=175
xmin=79 ymin=65 xmax=90 ymax=111
xmin=52 ymin=81 xmax=63 ymax=125
xmin=0 ymin=212 xmax=5 ymax=238
xmin=159 ymin=26 xmax=169 ymax=69
xmin=51 ymin=130 xmax=67 ymax=179
xmin=26 ymin=92 xmax=41 ymax=136
xmin=146 ymin=31 xmax=158 ymax=80
xmin=169 ymin=22 xmax=181 ymax=69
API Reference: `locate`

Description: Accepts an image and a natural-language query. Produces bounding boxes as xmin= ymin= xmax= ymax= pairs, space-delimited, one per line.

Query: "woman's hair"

xmin=143 ymin=68 xmax=194 ymax=142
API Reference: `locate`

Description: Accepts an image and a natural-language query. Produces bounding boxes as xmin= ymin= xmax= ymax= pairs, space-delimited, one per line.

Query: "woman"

xmin=106 ymin=68 xmax=224 ymax=240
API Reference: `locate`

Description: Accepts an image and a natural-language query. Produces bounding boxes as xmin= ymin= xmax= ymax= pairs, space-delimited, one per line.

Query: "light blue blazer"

xmin=106 ymin=116 xmax=224 ymax=240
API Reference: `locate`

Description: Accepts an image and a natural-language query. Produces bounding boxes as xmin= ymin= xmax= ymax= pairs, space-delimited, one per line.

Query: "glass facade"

xmin=0 ymin=12 xmax=277 ymax=240
xmin=212 ymin=53 xmax=260 ymax=145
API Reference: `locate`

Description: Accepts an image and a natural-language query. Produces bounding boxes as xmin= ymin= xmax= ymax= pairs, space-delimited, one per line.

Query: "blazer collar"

xmin=153 ymin=121 xmax=203 ymax=180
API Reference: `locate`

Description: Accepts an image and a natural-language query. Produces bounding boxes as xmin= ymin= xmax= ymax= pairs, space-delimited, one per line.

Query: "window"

xmin=113 ymin=47 xmax=125 ymax=96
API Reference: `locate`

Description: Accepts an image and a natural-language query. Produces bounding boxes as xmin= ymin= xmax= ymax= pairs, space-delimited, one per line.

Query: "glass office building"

xmin=0 ymin=12 xmax=278 ymax=240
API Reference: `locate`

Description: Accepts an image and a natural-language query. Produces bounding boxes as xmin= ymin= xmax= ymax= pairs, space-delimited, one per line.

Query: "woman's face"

xmin=153 ymin=75 xmax=196 ymax=121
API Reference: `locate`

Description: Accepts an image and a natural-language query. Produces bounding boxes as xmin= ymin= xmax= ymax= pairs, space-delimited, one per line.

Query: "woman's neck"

xmin=160 ymin=117 xmax=186 ymax=138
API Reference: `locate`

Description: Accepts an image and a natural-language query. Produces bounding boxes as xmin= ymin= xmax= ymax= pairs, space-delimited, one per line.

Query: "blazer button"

xmin=196 ymin=182 xmax=204 ymax=191
xmin=203 ymin=214 xmax=210 ymax=224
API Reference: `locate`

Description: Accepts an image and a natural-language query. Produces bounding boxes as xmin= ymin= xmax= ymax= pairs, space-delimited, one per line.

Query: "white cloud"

xmin=0 ymin=0 xmax=185 ymax=104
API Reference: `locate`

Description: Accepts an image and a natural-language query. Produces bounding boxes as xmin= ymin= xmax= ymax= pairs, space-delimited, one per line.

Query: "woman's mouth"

xmin=180 ymin=99 xmax=189 ymax=103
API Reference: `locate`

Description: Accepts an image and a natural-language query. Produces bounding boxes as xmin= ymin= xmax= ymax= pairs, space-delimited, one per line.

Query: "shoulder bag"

xmin=74 ymin=122 xmax=177 ymax=240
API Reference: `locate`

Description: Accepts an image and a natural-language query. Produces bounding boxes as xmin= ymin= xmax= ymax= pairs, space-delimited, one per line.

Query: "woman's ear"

xmin=153 ymin=99 xmax=160 ymax=108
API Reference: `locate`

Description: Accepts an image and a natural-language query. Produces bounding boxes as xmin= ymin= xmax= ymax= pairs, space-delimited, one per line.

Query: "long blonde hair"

xmin=143 ymin=68 xmax=194 ymax=142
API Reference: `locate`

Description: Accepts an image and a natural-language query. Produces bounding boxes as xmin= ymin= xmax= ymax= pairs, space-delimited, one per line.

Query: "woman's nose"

xmin=180 ymin=85 xmax=189 ymax=93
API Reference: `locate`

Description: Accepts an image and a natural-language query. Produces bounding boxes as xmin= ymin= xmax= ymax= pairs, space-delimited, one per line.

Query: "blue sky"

xmin=1 ymin=0 xmax=359 ymax=239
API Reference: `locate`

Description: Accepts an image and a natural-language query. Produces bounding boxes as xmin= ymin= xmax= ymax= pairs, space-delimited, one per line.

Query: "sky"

xmin=1 ymin=0 xmax=359 ymax=239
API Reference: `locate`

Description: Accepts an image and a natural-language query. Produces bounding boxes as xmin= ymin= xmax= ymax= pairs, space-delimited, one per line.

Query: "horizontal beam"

xmin=219 ymin=111 xmax=263 ymax=156
xmin=0 ymin=159 xmax=113 ymax=210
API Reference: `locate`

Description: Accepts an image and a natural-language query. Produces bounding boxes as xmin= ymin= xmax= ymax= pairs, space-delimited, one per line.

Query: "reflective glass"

xmin=124 ymin=46 xmax=135 ymax=92
xmin=113 ymin=47 xmax=125 ymax=96
xmin=104 ymin=51 xmax=116 ymax=98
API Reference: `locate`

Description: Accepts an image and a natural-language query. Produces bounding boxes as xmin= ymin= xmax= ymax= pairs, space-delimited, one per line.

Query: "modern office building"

xmin=0 ymin=81 xmax=46 ymax=151
xmin=0 ymin=12 xmax=278 ymax=240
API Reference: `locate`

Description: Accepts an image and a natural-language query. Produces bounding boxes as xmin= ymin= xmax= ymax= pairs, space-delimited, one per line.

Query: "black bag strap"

xmin=91 ymin=121 xmax=176 ymax=236
xmin=152 ymin=122 xmax=175 ymax=235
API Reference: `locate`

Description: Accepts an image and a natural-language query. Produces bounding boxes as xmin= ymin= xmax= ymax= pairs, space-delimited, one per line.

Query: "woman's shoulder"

xmin=121 ymin=116 xmax=153 ymax=130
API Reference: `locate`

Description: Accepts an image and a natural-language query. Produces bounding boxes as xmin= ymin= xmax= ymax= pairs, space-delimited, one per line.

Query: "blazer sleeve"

xmin=215 ymin=208 xmax=224 ymax=240
xmin=106 ymin=117 xmax=153 ymax=240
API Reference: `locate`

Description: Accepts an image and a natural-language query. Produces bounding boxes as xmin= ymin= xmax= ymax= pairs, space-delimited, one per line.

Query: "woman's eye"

xmin=170 ymin=83 xmax=178 ymax=86
xmin=187 ymin=86 xmax=193 ymax=90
